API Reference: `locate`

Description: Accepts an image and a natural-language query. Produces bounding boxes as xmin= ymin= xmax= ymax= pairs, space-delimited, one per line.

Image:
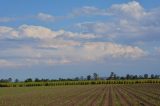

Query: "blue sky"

xmin=0 ymin=0 xmax=160 ymax=80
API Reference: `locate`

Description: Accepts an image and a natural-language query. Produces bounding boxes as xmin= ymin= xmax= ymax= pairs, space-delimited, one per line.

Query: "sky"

xmin=0 ymin=0 xmax=160 ymax=80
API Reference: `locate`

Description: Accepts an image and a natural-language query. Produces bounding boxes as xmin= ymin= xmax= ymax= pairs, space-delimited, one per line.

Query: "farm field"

xmin=0 ymin=84 xmax=160 ymax=106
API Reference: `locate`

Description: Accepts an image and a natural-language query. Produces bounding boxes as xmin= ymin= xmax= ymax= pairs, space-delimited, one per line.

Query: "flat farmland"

xmin=0 ymin=84 xmax=160 ymax=106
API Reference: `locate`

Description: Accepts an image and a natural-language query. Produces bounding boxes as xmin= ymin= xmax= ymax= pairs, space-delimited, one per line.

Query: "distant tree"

xmin=87 ymin=75 xmax=91 ymax=80
xmin=109 ymin=72 xmax=116 ymax=80
xmin=139 ymin=75 xmax=143 ymax=79
xmin=114 ymin=74 xmax=117 ymax=79
xmin=51 ymin=79 xmax=57 ymax=81
xmin=80 ymin=76 xmax=84 ymax=80
xmin=66 ymin=78 xmax=72 ymax=81
xmin=115 ymin=76 xmax=120 ymax=80
xmin=0 ymin=79 xmax=8 ymax=83
xmin=25 ymin=78 xmax=33 ymax=82
xmin=59 ymin=78 xmax=63 ymax=81
xmin=15 ymin=79 xmax=19 ymax=83
xmin=93 ymin=73 xmax=99 ymax=80
xmin=155 ymin=75 xmax=159 ymax=79
xmin=126 ymin=74 xmax=134 ymax=79
xmin=110 ymin=72 xmax=114 ymax=77
xmin=133 ymin=75 xmax=138 ymax=79
xmin=44 ymin=79 xmax=49 ymax=82
xmin=120 ymin=77 xmax=125 ymax=80
xmin=35 ymin=78 xmax=40 ymax=82
xmin=151 ymin=74 xmax=155 ymax=79
xmin=8 ymin=78 xmax=12 ymax=82
xmin=126 ymin=74 xmax=130 ymax=79
xmin=41 ymin=78 xmax=44 ymax=82
xmin=130 ymin=75 xmax=134 ymax=79
xmin=74 ymin=77 xmax=79 ymax=81
xmin=144 ymin=74 xmax=148 ymax=79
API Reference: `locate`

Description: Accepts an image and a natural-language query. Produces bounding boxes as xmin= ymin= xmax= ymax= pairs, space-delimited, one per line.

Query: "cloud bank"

xmin=0 ymin=1 xmax=159 ymax=68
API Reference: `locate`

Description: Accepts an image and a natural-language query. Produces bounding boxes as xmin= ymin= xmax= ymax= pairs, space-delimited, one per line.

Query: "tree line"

xmin=0 ymin=72 xmax=160 ymax=83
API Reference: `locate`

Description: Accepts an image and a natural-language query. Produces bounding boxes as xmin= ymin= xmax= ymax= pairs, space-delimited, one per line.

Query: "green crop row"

xmin=0 ymin=79 xmax=160 ymax=87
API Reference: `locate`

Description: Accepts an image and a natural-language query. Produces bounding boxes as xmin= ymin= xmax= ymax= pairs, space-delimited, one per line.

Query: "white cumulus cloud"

xmin=0 ymin=59 xmax=22 ymax=68
xmin=0 ymin=41 xmax=146 ymax=67
xmin=37 ymin=13 xmax=55 ymax=22
xmin=109 ymin=1 xmax=146 ymax=20
xmin=0 ymin=25 xmax=97 ymax=40
xmin=72 ymin=6 xmax=108 ymax=16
